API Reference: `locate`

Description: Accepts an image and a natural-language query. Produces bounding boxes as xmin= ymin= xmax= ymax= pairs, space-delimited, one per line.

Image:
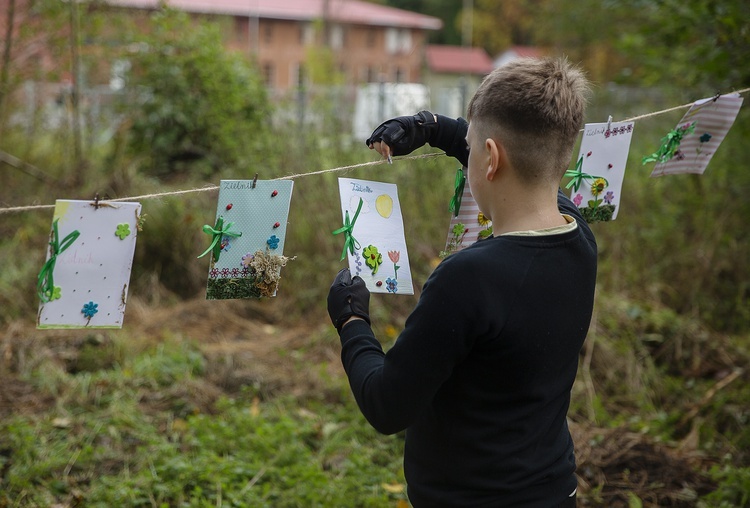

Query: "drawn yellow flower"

xmin=477 ymin=212 xmax=491 ymax=226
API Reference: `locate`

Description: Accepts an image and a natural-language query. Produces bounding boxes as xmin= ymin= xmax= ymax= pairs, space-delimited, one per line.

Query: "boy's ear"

xmin=485 ymin=138 xmax=507 ymax=181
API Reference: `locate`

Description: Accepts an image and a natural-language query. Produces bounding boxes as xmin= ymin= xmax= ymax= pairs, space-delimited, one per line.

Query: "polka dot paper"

xmin=203 ymin=179 xmax=294 ymax=299
xmin=37 ymin=200 xmax=142 ymax=329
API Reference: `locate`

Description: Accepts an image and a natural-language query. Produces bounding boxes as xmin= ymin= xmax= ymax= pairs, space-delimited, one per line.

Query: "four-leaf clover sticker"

xmin=363 ymin=245 xmax=383 ymax=275
xmin=50 ymin=286 xmax=62 ymax=301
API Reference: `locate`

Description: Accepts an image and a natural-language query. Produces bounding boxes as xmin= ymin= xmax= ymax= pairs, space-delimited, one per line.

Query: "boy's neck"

xmin=485 ymin=182 xmax=565 ymax=235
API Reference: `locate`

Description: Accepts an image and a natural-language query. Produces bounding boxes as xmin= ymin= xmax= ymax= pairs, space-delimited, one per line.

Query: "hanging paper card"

xmin=567 ymin=121 xmax=635 ymax=222
xmin=336 ymin=178 xmax=413 ymax=295
xmin=202 ymin=180 xmax=294 ymax=300
xmin=37 ymin=199 xmax=141 ymax=329
xmin=648 ymin=93 xmax=743 ymax=177
xmin=441 ymin=180 xmax=492 ymax=258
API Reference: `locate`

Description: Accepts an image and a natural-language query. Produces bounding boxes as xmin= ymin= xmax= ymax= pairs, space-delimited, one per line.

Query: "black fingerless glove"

xmin=365 ymin=111 xmax=470 ymax=167
xmin=327 ymin=268 xmax=371 ymax=332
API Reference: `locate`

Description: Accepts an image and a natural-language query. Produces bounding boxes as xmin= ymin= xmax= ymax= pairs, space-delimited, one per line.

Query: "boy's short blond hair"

xmin=467 ymin=57 xmax=589 ymax=184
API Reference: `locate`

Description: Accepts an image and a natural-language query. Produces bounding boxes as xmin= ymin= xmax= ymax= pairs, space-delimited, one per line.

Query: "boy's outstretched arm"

xmin=366 ymin=111 xmax=470 ymax=167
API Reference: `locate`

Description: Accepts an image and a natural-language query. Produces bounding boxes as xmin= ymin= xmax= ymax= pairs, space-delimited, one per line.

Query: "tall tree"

xmin=382 ymin=0 xmax=463 ymax=45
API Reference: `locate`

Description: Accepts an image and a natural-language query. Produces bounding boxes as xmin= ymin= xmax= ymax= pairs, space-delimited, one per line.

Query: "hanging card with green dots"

xmin=201 ymin=179 xmax=294 ymax=300
xmin=36 ymin=199 xmax=142 ymax=329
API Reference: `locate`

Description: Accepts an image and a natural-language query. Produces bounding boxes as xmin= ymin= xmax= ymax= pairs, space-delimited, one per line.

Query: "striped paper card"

xmin=651 ymin=93 xmax=743 ymax=177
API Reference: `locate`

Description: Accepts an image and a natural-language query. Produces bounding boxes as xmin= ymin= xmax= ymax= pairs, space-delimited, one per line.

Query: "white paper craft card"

xmin=203 ymin=179 xmax=294 ymax=300
xmin=569 ymin=121 xmax=635 ymax=221
xmin=37 ymin=199 xmax=141 ymax=329
xmin=337 ymin=178 xmax=413 ymax=295
xmin=650 ymin=93 xmax=743 ymax=177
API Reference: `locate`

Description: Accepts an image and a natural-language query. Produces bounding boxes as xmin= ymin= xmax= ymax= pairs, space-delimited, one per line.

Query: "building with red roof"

xmin=423 ymin=44 xmax=493 ymax=118
xmin=103 ymin=0 xmax=442 ymax=92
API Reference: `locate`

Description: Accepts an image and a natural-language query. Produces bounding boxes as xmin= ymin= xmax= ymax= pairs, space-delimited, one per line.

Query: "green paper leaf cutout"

xmin=642 ymin=121 xmax=697 ymax=165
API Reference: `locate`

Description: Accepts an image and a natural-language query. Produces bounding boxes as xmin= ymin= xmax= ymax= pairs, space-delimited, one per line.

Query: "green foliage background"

xmin=1 ymin=1 xmax=750 ymax=506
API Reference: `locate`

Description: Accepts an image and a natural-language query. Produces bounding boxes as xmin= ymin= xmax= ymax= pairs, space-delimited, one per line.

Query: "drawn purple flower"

xmin=604 ymin=191 xmax=615 ymax=204
xmin=220 ymin=268 xmax=230 ymax=277
xmin=604 ymin=129 xmax=611 ymax=138
xmin=241 ymin=252 xmax=254 ymax=267
xmin=626 ymin=124 xmax=633 ymax=132
xmin=674 ymin=150 xmax=685 ymax=161
xmin=230 ymin=268 xmax=240 ymax=277
xmin=573 ymin=194 xmax=583 ymax=206
xmin=209 ymin=268 xmax=219 ymax=278
xmin=241 ymin=267 xmax=250 ymax=277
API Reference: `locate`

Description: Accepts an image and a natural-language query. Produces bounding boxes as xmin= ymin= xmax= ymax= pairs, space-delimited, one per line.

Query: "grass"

xmin=0 ymin=333 xmax=408 ymax=507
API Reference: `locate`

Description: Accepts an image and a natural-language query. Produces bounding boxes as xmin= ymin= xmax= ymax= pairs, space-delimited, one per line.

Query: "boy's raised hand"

xmin=366 ymin=111 xmax=470 ymax=167
xmin=366 ymin=111 xmax=438 ymax=157
xmin=327 ymin=268 xmax=371 ymax=332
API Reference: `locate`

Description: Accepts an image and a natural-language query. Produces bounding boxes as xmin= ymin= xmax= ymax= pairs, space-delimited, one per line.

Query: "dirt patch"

xmin=0 ymin=376 xmax=55 ymax=419
xmin=572 ymin=422 xmax=716 ymax=507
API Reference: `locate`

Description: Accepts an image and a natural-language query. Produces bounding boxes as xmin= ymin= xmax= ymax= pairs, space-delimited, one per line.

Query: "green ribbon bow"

xmin=642 ymin=121 xmax=697 ymax=165
xmin=197 ymin=216 xmax=242 ymax=262
xmin=37 ymin=219 xmax=80 ymax=302
xmin=448 ymin=166 xmax=466 ymax=217
xmin=564 ymin=156 xmax=608 ymax=193
xmin=332 ymin=198 xmax=363 ymax=261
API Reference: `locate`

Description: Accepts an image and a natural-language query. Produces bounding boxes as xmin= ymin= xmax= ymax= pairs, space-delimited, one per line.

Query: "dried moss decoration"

xmin=581 ymin=204 xmax=615 ymax=223
xmin=248 ymin=250 xmax=295 ymax=298
xmin=206 ymin=250 xmax=294 ymax=300
xmin=206 ymin=277 xmax=262 ymax=300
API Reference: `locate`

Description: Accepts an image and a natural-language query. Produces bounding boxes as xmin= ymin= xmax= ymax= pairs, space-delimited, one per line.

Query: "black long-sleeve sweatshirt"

xmin=339 ymin=191 xmax=597 ymax=507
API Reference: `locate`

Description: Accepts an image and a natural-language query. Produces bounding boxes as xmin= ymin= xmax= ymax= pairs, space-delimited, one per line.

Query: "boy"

xmin=327 ymin=57 xmax=596 ymax=507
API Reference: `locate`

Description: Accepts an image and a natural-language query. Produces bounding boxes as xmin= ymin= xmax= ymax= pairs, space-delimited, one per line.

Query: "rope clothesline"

xmin=0 ymin=153 xmax=443 ymax=215
xmin=2 ymin=87 xmax=749 ymax=216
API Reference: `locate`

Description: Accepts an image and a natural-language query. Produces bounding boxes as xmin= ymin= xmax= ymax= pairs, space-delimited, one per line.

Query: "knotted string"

xmin=332 ymin=197 xmax=363 ymax=261
xmin=197 ymin=216 xmax=242 ymax=262
xmin=564 ymin=156 xmax=609 ymax=193
xmin=448 ymin=166 xmax=466 ymax=217
xmin=37 ymin=219 xmax=80 ymax=302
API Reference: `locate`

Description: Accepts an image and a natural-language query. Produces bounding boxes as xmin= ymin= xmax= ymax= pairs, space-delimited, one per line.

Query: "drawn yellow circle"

xmin=375 ymin=194 xmax=393 ymax=218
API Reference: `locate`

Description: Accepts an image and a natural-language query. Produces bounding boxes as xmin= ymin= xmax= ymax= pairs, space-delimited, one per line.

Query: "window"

xmin=109 ymin=59 xmax=131 ymax=90
xmin=291 ymin=63 xmax=307 ymax=88
xmin=329 ymin=25 xmax=344 ymax=49
xmin=300 ymin=22 xmax=314 ymax=45
xmin=366 ymin=28 xmax=377 ymax=48
xmin=262 ymin=62 xmax=275 ymax=88
xmin=366 ymin=66 xmax=376 ymax=83
xmin=385 ymin=28 xmax=412 ymax=54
